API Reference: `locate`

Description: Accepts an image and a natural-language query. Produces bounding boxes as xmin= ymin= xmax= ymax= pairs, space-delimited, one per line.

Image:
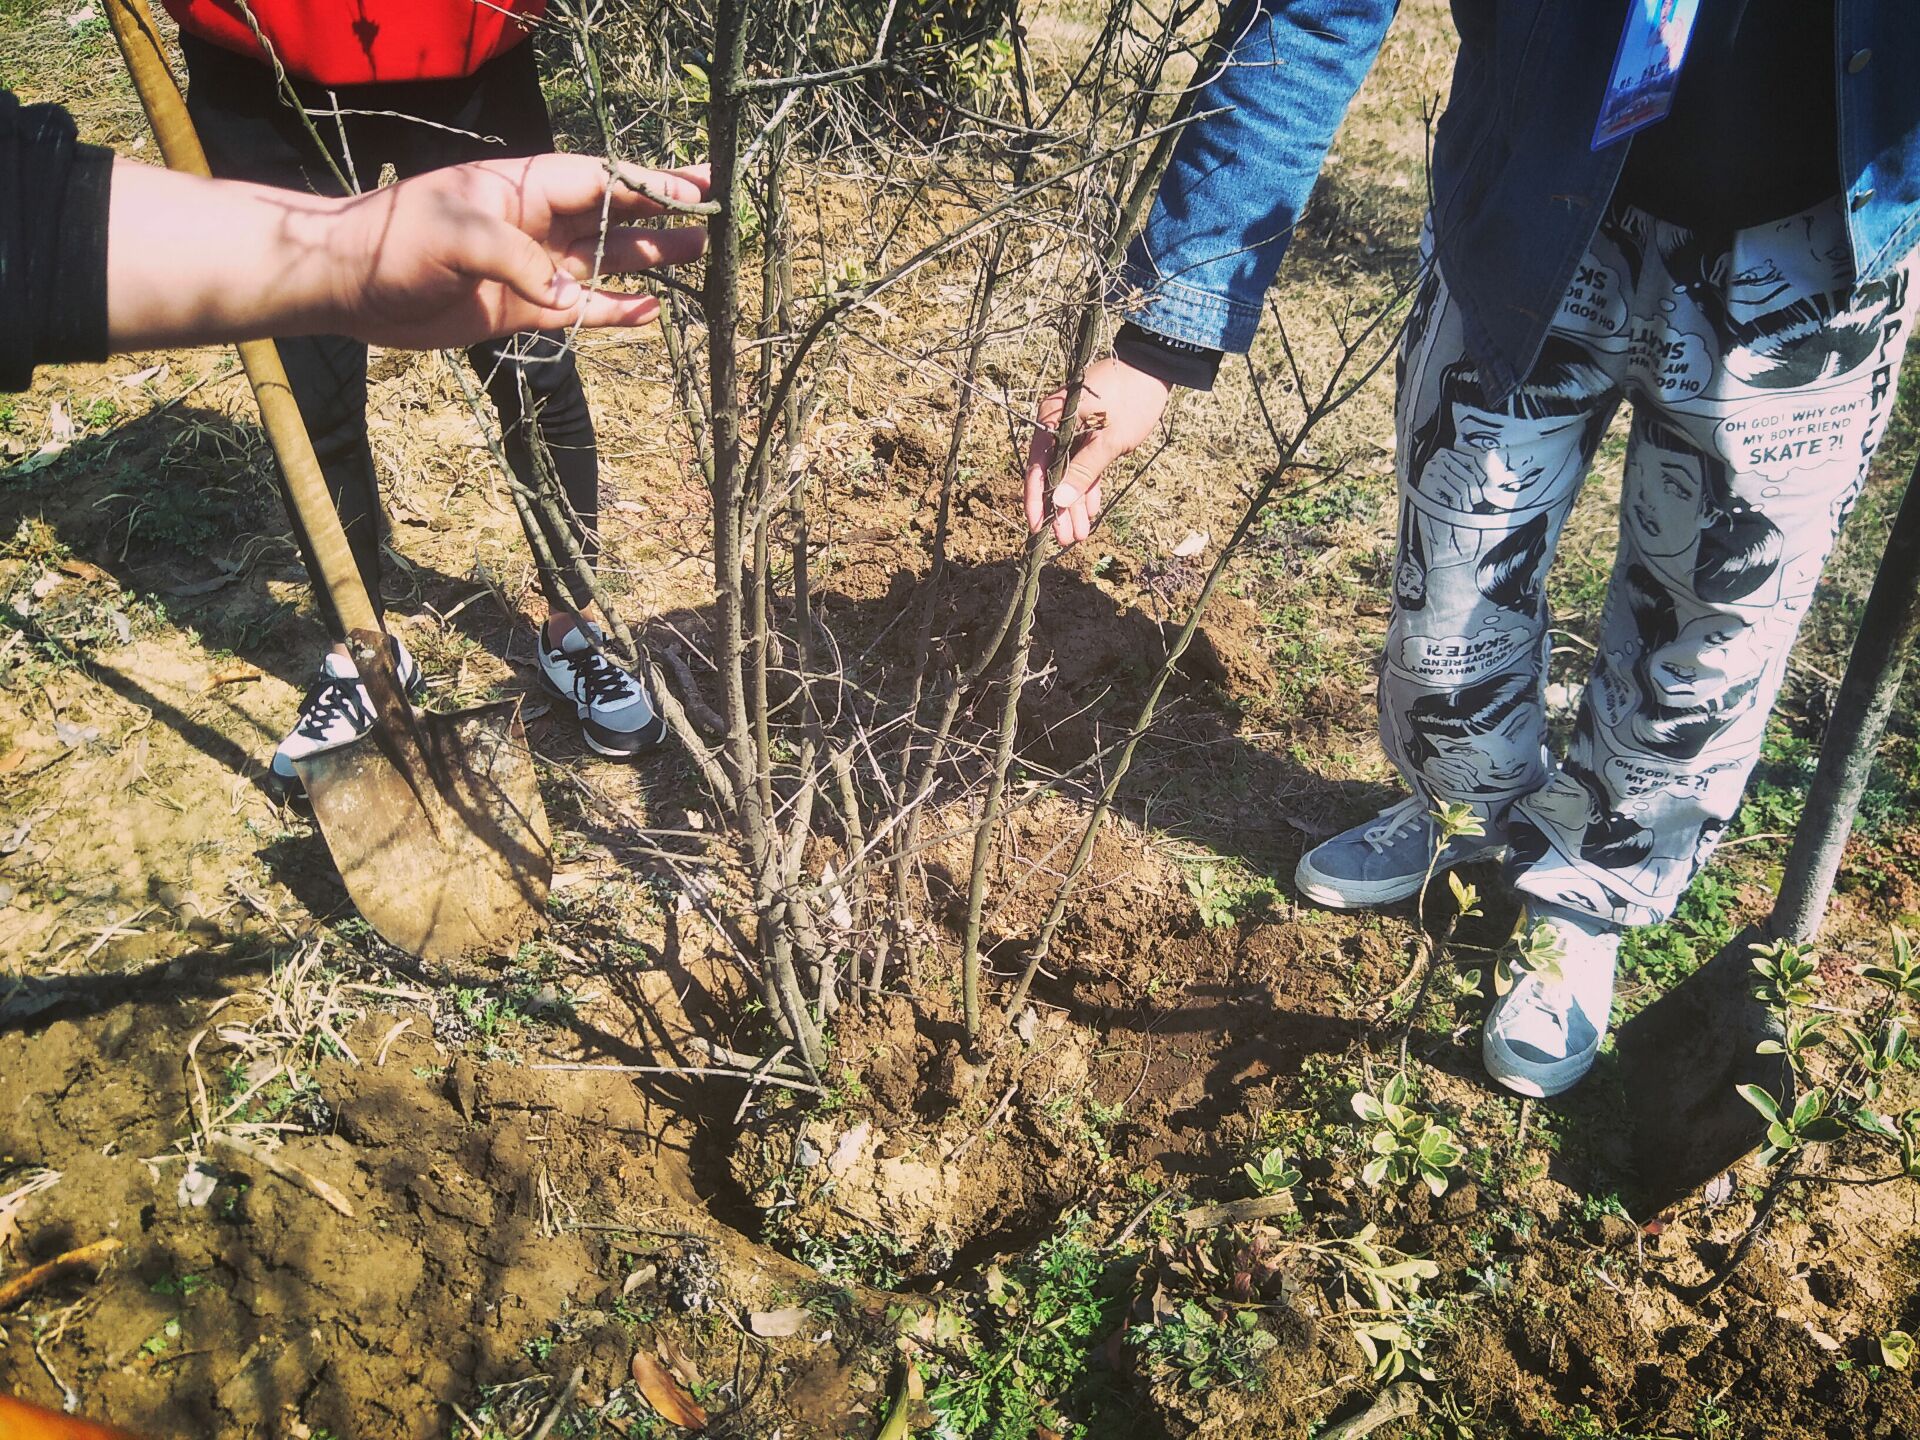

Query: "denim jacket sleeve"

xmin=1120 ymin=0 xmax=1398 ymax=353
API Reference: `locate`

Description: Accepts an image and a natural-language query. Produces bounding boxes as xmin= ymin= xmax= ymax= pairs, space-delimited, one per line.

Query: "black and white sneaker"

xmin=538 ymin=621 xmax=666 ymax=758
xmin=271 ymin=639 xmax=425 ymax=785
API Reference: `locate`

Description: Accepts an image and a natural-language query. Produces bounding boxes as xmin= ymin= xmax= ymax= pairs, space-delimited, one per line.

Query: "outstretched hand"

xmin=1023 ymin=355 xmax=1170 ymax=548
xmin=104 ymin=153 xmax=711 ymax=355
xmin=332 ymin=155 xmax=712 ymax=348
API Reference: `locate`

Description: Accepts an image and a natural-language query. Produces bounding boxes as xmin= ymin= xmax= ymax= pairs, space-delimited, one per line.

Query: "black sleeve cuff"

xmin=42 ymin=142 xmax=114 ymax=369
xmin=1114 ymin=321 xmax=1223 ymax=392
xmin=1 ymin=88 xmax=116 ymax=392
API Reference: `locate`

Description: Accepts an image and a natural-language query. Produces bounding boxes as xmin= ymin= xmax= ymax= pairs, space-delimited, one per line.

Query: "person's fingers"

xmin=458 ymin=214 xmax=582 ymax=313
xmin=606 ymin=161 xmax=715 ymax=218
xmin=575 ymin=289 xmax=664 ymax=329
xmin=1051 ymin=480 xmax=1082 ymax=548
xmin=564 ymin=225 xmax=709 ymax=276
xmin=473 ymin=153 xmax=611 ymax=219
xmin=495 ymin=286 xmax=662 ymax=335
xmin=1024 ymin=433 xmax=1055 ymax=533
xmin=1024 ymin=387 xmax=1069 ymax=533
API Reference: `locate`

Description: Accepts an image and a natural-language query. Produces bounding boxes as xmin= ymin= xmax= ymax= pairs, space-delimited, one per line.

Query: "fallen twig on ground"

xmin=1180 ymin=1194 xmax=1298 ymax=1232
xmin=210 ymin=1136 xmax=355 ymax=1219
xmin=532 ymin=1062 xmax=824 ymax=1095
xmin=527 ymin=1364 xmax=585 ymax=1440
xmin=1319 ymin=1383 xmax=1421 ymax=1440
xmin=0 ymin=1237 xmax=123 ymax=1311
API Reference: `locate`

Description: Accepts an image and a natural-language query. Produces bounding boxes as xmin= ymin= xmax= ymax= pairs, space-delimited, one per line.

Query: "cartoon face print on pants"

xmin=1508 ymin=738 xmax=1717 ymax=919
xmin=1618 ymin=564 xmax=1768 ymax=761
xmin=1622 ymin=413 xmax=1706 ymax=566
xmin=1399 ymin=667 xmax=1542 ymax=797
xmin=1663 ymin=212 xmax=1908 ymax=391
xmin=1407 ymin=337 xmax=1614 ymax=515
xmin=1628 ymin=420 xmax=1786 ymax=608
xmin=1391 ymin=505 xmax=1550 ymax=685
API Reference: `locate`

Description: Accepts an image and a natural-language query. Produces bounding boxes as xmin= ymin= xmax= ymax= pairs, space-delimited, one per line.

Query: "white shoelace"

xmin=1362 ymin=797 xmax=1429 ymax=854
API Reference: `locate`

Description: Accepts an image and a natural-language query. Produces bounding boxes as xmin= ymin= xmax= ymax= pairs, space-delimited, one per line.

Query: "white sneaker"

xmin=1482 ymin=904 xmax=1620 ymax=1098
xmin=537 ymin=621 xmax=666 ymax=758
xmin=271 ymin=639 xmax=425 ymax=784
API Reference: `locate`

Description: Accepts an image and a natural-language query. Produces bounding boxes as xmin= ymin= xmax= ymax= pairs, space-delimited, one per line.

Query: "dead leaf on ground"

xmin=1171 ymin=529 xmax=1209 ymax=559
xmin=0 ymin=747 xmax=26 ymax=774
xmin=621 ymin=1263 xmax=657 ymax=1296
xmin=659 ymin=1335 xmax=703 ymax=1390
xmin=55 ymin=558 xmax=114 ymax=586
xmin=631 ymin=1348 xmax=707 ymax=1431
xmin=748 ymin=1307 xmax=810 ymax=1338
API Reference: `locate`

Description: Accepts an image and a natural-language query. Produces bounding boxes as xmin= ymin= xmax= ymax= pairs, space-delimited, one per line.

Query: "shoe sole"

xmin=538 ymin=671 xmax=665 ymax=760
xmin=1481 ymin=1026 xmax=1598 ymax=1098
xmin=1292 ymin=841 xmax=1506 ymax=910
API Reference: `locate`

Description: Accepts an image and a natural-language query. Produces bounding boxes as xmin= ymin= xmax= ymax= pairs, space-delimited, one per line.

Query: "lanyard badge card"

xmin=1593 ymin=0 xmax=1703 ymax=149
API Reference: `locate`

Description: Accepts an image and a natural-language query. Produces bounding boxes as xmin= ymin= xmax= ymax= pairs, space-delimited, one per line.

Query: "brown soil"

xmin=6 ymin=3 xmax=1920 ymax=1438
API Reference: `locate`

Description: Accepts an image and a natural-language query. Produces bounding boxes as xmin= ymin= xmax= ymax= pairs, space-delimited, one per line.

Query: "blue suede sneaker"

xmin=1293 ymin=795 xmax=1505 ymax=909
xmin=1482 ymin=904 xmax=1620 ymax=1098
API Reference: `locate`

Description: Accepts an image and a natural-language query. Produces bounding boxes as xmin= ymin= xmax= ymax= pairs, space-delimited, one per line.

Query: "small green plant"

xmin=1416 ymin=804 xmax=1484 ymax=929
xmin=1242 ymin=1144 xmax=1302 ymax=1199
xmin=1496 ymin=913 xmax=1565 ymax=996
xmin=1132 ymin=1299 xmax=1277 ymax=1392
xmin=1183 ymin=861 xmax=1277 ymax=929
xmin=1328 ymin=1223 xmax=1442 ymax=1381
xmin=140 ymin=1317 xmax=181 ymax=1357
xmin=784 ymin=1226 xmax=910 ymax=1289
xmin=1863 ymin=926 xmax=1920 ymax=1002
xmin=150 ymin=1272 xmax=208 ymax=1299
xmin=1737 ymin=1084 xmax=1846 ymax=1166
xmin=1352 ymin=1073 xmax=1466 ymax=1197
xmin=1741 ymin=928 xmax=1920 ymax=1178
xmin=1186 ymin=862 xmax=1237 ymax=928
xmin=1882 ymin=1329 xmax=1913 ymax=1371
xmin=1575 ymin=1191 xmax=1628 ymax=1225
xmin=1750 ymin=937 xmax=1822 ymax=1009
xmin=1080 ymin=1099 xmax=1126 ymax=1164
xmin=929 ymin=1220 xmax=1122 ymax=1439
xmin=1469 ymin=1260 xmax=1514 ymax=1299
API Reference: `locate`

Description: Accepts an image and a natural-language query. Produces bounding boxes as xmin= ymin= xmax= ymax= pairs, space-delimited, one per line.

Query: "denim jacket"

xmin=1123 ymin=0 xmax=1920 ymax=400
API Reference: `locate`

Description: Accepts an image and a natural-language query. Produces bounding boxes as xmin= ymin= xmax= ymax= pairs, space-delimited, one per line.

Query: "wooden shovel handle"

xmin=0 ymin=1396 xmax=144 ymax=1440
xmin=104 ymin=0 xmax=382 ymax=639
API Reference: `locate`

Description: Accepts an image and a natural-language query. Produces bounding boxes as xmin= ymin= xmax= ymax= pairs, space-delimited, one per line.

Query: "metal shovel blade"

xmin=1613 ymin=923 xmax=1789 ymax=1213
xmin=294 ymin=644 xmax=551 ymax=962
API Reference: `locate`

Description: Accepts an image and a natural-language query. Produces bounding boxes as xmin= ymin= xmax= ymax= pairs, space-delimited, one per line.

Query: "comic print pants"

xmin=1384 ymin=197 xmax=1920 ymax=928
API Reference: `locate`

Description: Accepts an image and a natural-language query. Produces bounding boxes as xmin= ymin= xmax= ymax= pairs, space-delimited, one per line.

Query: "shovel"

xmin=106 ymin=0 xmax=552 ymax=961
xmin=1616 ymin=453 xmax=1920 ymax=1211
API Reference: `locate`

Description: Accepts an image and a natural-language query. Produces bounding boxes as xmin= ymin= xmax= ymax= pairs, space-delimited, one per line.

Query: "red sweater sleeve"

xmin=159 ymin=0 xmax=550 ymax=86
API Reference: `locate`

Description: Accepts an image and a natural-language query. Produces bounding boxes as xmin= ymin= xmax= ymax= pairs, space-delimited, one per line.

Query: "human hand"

xmin=329 ymin=155 xmax=711 ymax=349
xmin=1023 ymin=355 xmax=1170 ymax=548
xmin=1418 ymin=449 xmax=1488 ymax=512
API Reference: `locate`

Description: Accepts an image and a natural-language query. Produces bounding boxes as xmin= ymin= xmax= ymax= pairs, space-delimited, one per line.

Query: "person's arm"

xmin=0 ymin=85 xmax=708 ymax=392
xmin=1025 ymin=0 xmax=1397 ymax=547
xmin=106 ymin=154 xmax=709 ymax=352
